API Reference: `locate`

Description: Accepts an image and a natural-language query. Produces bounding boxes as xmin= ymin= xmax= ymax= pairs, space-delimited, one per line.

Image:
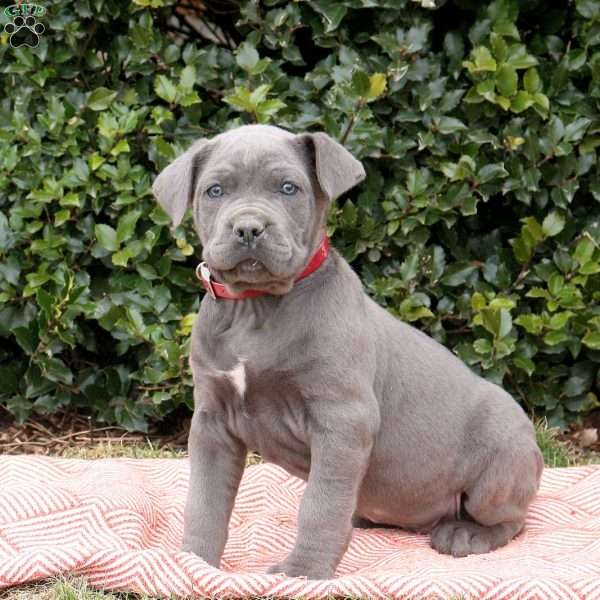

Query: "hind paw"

xmin=431 ymin=520 xmax=495 ymax=557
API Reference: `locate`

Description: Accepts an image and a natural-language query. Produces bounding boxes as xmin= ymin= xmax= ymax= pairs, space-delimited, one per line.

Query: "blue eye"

xmin=207 ymin=184 xmax=224 ymax=198
xmin=280 ymin=181 xmax=299 ymax=196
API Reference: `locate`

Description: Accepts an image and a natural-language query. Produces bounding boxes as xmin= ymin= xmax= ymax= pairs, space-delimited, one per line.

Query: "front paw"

xmin=267 ymin=559 xmax=334 ymax=580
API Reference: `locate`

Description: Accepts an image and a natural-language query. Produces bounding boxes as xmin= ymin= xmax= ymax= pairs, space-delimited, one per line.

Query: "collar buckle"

xmin=196 ymin=261 xmax=217 ymax=299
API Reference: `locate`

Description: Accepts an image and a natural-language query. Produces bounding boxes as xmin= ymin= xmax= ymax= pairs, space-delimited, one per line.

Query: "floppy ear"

xmin=152 ymin=138 xmax=211 ymax=228
xmin=298 ymin=132 xmax=366 ymax=202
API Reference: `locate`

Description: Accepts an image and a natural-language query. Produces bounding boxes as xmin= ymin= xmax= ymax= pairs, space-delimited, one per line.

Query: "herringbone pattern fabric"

xmin=0 ymin=457 xmax=599 ymax=599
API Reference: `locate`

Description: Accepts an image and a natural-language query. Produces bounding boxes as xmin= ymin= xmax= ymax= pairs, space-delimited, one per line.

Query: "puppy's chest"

xmin=198 ymin=358 xmax=312 ymax=475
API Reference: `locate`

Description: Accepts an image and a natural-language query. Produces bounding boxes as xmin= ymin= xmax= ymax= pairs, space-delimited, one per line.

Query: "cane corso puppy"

xmin=152 ymin=124 xmax=543 ymax=579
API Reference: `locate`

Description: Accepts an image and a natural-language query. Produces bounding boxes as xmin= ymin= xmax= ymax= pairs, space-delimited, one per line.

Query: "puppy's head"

xmin=152 ymin=125 xmax=365 ymax=295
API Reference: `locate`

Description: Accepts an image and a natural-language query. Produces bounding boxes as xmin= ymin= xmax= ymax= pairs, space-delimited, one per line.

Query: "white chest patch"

xmin=222 ymin=361 xmax=246 ymax=398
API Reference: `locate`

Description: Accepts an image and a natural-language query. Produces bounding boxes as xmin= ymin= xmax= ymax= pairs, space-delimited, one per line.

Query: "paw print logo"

xmin=4 ymin=15 xmax=45 ymax=48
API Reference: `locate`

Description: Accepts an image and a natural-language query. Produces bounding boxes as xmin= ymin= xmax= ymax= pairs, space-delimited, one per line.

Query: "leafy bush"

xmin=1 ymin=0 xmax=599 ymax=430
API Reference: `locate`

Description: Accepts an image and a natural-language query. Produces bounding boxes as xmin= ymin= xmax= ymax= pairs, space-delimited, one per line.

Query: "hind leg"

xmin=431 ymin=441 xmax=542 ymax=557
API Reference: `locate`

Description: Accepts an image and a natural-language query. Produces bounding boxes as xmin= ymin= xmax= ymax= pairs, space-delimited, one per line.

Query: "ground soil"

xmin=0 ymin=407 xmax=189 ymax=456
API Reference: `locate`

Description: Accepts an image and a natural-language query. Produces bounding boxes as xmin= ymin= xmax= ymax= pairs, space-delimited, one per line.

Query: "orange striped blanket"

xmin=0 ymin=456 xmax=599 ymax=599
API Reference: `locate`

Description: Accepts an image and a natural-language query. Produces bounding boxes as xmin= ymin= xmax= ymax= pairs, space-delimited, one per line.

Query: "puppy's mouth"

xmin=206 ymin=238 xmax=296 ymax=280
xmin=214 ymin=258 xmax=275 ymax=285
xmin=236 ymin=258 xmax=263 ymax=274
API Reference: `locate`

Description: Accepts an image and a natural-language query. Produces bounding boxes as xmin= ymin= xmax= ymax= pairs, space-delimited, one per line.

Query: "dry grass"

xmin=535 ymin=419 xmax=573 ymax=468
xmin=0 ymin=408 xmax=188 ymax=457
xmin=0 ymin=576 xmax=158 ymax=600
xmin=58 ymin=440 xmax=186 ymax=460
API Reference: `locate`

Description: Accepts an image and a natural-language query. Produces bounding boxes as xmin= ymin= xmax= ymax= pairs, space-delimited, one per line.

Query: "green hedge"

xmin=1 ymin=0 xmax=600 ymax=431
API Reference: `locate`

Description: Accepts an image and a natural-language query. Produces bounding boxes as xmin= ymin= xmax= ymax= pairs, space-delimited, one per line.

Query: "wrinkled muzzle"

xmin=204 ymin=204 xmax=296 ymax=281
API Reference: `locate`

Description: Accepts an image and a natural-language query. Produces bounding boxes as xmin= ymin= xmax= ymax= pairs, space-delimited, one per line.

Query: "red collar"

xmin=196 ymin=236 xmax=331 ymax=300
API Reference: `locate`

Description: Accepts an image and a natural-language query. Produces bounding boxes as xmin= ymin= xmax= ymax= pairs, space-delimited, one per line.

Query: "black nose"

xmin=233 ymin=218 xmax=265 ymax=246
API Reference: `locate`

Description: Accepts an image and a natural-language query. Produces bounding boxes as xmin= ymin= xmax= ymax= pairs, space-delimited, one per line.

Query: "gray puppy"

xmin=152 ymin=124 xmax=543 ymax=580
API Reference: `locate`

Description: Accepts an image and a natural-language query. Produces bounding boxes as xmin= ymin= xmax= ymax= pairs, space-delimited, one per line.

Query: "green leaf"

xmin=441 ymin=155 xmax=476 ymax=181
xmin=313 ymin=3 xmax=348 ymax=32
xmin=387 ymin=220 xmax=400 ymax=236
xmin=515 ymin=314 xmax=544 ymax=335
xmin=522 ymin=217 xmax=545 ymax=243
xmin=441 ymin=262 xmax=478 ymax=286
xmin=464 ymin=46 xmax=497 ymax=73
xmin=54 ymin=209 xmax=70 ymax=226
xmin=481 ymin=308 xmax=512 ymax=339
xmin=563 ymin=118 xmax=592 ymax=143
xmin=523 ymin=68 xmax=541 ymax=93
xmin=434 ymin=117 xmax=467 ymax=134
xmin=236 ymin=42 xmax=260 ymax=72
xmin=342 ymin=201 xmax=357 ymax=227
xmin=574 ymin=238 xmax=595 ymax=264
xmin=577 ymin=0 xmax=600 ymax=18
xmin=504 ymin=135 xmax=525 ymax=150
xmin=110 ymin=139 xmax=130 ymax=156
xmin=14 ymin=325 xmax=38 ymax=354
xmin=178 ymin=90 xmax=201 ymax=107
xmin=511 ymin=236 xmax=533 ymax=263
xmin=542 ymin=211 xmax=565 ymax=237
xmin=223 ymin=87 xmax=255 ymax=113
xmin=496 ymin=64 xmax=518 ymax=97
xmin=548 ymin=273 xmax=564 ymax=297
xmin=365 ymin=73 xmax=387 ymax=101
xmin=352 ymin=71 xmax=371 ymax=96
xmin=514 ymin=355 xmax=535 ymax=375
xmin=461 ymin=196 xmax=478 ymax=215
xmin=0 ymin=212 xmax=14 ymax=252
xmin=95 ymin=224 xmax=119 ymax=251
xmin=399 ymin=253 xmax=419 ymax=281
xmin=250 ymin=84 xmax=271 ymax=106
xmin=406 ymin=169 xmax=429 ymax=196
xmin=492 ymin=21 xmax=520 ymax=39
xmin=60 ymin=192 xmax=81 ymax=208
xmin=0 ymin=364 xmax=24 ymax=395
xmin=180 ymin=65 xmax=196 ymax=89
xmin=544 ymin=330 xmax=570 ymax=346
xmin=88 ymin=153 xmax=105 ymax=171
xmin=405 ymin=306 xmax=434 ymax=321
xmin=567 ymin=49 xmax=587 ymax=71
xmin=178 ymin=313 xmax=197 ymax=336
xmin=256 ymin=98 xmax=286 ymax=122
xmin=88 ymin=87 xmax=118 ymax=111
xmin=511 ymin=91 xmax=534 ymax=113
xmin=583 ymin=330 xmax=600 ymax=350
xmin=526 ymin=287 xmax=551 ymax=300
xmin=495 ymin=95 xmax=511 ymax=110
xmin=155 ymin=75 xmax=177 ymax=103
xmin=471 ymin=292 xmax=487 ymax=310
xmin=473 ymin=338 xmax=492 ymax=355
xmin=112 ymin=241 xmax=143 ymax=266
xmin=490 ymin=33 xmax=508 ymax=62
xmin=548 ymin=311 xmax=573 ymax=330
xmin=505 ymin=44 xmax=538 ymax=69
xmin=564 ymin=374 xmax=591 ymax=397
xmin=116 ymin=210 xmax=142 ymax=244
xmin=42 ymin=357 xmax=73 ymax=385
xmin=580 ymin=261 xmax=600 ymax=275
xmin=478 ymin=163 xmax=508 ymax=183
xmin=475 ymin=78 xmax=496 ymax=102
xmin=533 ymin=93 xmax=549 ymax=113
